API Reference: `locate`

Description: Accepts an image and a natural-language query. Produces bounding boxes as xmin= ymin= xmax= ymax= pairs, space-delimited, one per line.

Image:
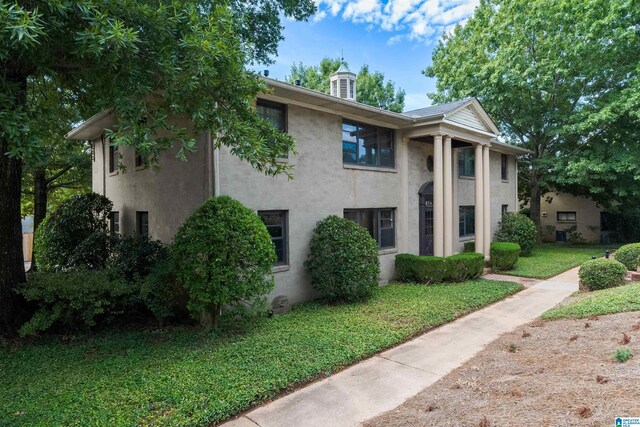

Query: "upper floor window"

xmin=257 ymin=99 xmax=286 ymax=133
xmin=501 ymin=154 xmax=508 ymax=181
xmin=344 ymin=208 xmax=395 ymax=249
xmin=259 ymin=210 xmax=288 ymax=266
xmin=459 ymin=148 xmax=475 ymax=177
xmin=109 ymin=143 xmax=118 ymax=173
xmin=342 ymin=120 xmax=394 ymax=168
xmin=557 ymin=211 xmax=576 ymax=222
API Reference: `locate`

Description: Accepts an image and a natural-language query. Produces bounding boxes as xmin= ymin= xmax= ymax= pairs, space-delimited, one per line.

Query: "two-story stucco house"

xmin=68 ymin=67 xmax=529 ymax=309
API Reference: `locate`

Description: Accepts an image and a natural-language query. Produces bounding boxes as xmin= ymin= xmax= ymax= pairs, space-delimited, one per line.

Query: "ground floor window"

xmin=259 ymin=210 xmax=288 ymax=265
xmin=344 ymin=208 xmax=395 ymax=249
xmin=459 ymin=206 xmax=475 ymax=237
xmin=109 ymin=212 xmax=120 ymax=235
xmin=501 ymin=204 xmax=509 ymax=216
xmin=136 ymin=211 xmax=149 ymax=235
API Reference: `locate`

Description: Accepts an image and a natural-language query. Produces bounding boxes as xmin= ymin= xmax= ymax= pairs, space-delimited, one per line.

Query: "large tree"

xmin=425 ymin=0 xmax=640 ymax=236
xmin=287 ymin=57 xmax=406 ymax=112
xmin=0 ymin=0 xmax=314 ymax=335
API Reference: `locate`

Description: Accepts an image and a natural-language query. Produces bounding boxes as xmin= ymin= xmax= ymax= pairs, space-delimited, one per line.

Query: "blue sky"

xmin=258 ymin=0 xmax=480 ymax=111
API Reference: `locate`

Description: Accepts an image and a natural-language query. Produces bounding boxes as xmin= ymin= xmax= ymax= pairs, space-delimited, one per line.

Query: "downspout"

xmin=206 ymin=131 xmax=220 ymax=198
xmin=102 ymin=133 xmax=106 ymax=196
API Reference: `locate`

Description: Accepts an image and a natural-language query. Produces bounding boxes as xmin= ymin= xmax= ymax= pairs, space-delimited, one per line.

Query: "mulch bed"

xmin=364 ymin=311 xmax=640 ymax=427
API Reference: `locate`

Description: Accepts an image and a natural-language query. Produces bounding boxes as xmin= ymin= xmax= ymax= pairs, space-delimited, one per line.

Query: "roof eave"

xmin=66 ymin=110 xmax=113 ymax=140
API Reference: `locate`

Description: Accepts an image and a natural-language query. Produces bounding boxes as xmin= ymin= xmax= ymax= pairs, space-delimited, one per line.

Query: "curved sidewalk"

xmin=223 ymin=269 xmax=579 ymax=427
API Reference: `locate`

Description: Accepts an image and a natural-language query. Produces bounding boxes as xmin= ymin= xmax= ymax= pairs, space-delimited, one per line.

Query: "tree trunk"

xmin=529 ymin=171 xmax=543 ymax=244
xmin=30 ymin=168 xmax=48 ymax=271
xmin=0 ymin=74 xmax=28 ymax=336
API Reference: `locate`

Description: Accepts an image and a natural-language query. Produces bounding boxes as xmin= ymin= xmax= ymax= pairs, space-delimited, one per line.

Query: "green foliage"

xmin=140 ymin=258 xmax=188 ymax=326
xmin=305 ymin=215 xmax=380 ymax=302
xmin=16 ymin=271 xmax=135 ymax=336
xmin=108 ymin=234 xmax=167 ymax=282
xmin=395 ymin=254 xmax=448 ymax=284
xmin=34 ymin=193 xmax=112 ymax=271
xmin=495 ymin=212 xmax=537 ymax=256
xmin=172 ymin=196 xmax=275 ymax=323
xmin=286 ymin=58 xmax=406 ymax=112
xmin=578 ymin=259 xmax=626 ymax=291
xmin=490 ymin=242 xmax=521 ymax=271
xmin=446 ymin=253 xmax=485 ymax=282
xmin=543 ymin=283 xmax=640 ymax=319
xmin=463 ymin=241 xmax=475 ymax=252
xmin=0 ymin=280 xmax=521 ymax=426
xmin=614 ymin=347 xmax=633 ymax=363
xmin=614 ymin=243 xmax=640 ymax=271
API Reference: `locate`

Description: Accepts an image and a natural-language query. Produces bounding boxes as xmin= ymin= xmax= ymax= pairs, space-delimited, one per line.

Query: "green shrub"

xmin=305 ymin=215 xmax=380 ymax=302
xmin=34 ymin=193 xmax=112 ymax=271
xmin=446 ymin=253 xmax=484 ymax=282
xmin=140 ymin=258 xmax=188 ymax=326
xmin=490 ymin=242 xmax=521 ymax=271
xmin=578 ymin=258 xmax=627 ymax=291
xmin=108 ymin=234 xmax=167 ymax=282
xmin=172 ymin=196 xmax=275 ymax=327
xmin=463 ymin=241 xmax=475 ymax=253
xmin=614 ymin=243 xmax=640 ymax=270
xmin=614 ymin=347 xmax=633 ymax=363
xmin=395 ymin=254 xmax=448 ymax=284
xmin=17 ymin=271 xmax=135 ymax=336
xmin=494 ymin=212 xmax=537 ymax=256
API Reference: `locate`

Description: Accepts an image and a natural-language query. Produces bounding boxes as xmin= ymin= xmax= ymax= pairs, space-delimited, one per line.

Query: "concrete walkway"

xmin=223 ymin=270 xmax=579 ymax=427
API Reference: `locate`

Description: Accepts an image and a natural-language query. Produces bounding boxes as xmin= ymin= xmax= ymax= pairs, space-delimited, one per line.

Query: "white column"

xmin=399 ymin=136 xmax=409 ymax=252
xmin=443 ymin=135 xmax=453 ymax=256
xmin=433 ymin=135 xmax=444 ymax=257
xmin=514 ymin=156 xmax=519 ymax=212
xmin=483 ymin=145 xmax=491 ymax=256
xmin=474 ymin=144 xmax=484 ymax=255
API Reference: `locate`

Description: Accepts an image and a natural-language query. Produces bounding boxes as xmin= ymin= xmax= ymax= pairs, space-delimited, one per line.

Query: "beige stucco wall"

xmin=539 ymin=192 xmax=604 ymax=243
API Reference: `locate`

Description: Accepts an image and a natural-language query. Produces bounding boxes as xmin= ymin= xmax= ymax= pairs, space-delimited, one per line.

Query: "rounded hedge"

xmin=490 ymin=242 xmax=521 ymax=271
xmin=172 ymin=196 xmax=275 ymax=326
xmin=305 ymin=215 xmax=380 ymax=302
xmin=395 ymin=254 xmax=447 ymax=284
xmin=614 ymin=243 xmax=640 ymax=271
xmin=34 ymin=193 xmax=112 ymax=271
xmin=494 ymin=212 xmax=537 ymax=256
xmin=446 ymin=252 xmax=485 ymax=282
xmin=578 ymin=258 xmax=627 ymax=290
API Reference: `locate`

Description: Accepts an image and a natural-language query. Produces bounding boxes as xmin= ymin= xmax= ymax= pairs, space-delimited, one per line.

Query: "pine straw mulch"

xmin=363 ymin=311 xmax=640 ymax=427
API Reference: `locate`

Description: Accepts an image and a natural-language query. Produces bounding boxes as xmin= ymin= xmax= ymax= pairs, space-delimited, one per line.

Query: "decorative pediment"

xmin=445 ymin=99 xmax=500 ymax=135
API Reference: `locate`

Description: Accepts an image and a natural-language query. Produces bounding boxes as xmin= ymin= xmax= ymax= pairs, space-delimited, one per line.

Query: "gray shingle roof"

xmin=403 ymin=97 xmax=475 ymax=118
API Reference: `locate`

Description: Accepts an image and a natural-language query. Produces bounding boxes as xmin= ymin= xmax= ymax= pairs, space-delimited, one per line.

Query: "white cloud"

xmin=313 ymin=0 xmax=479 ymax=44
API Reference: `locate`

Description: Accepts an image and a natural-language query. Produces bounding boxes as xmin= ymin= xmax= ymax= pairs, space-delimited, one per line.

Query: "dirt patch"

xmin=364 ymin=311 xmax=640 ymax=427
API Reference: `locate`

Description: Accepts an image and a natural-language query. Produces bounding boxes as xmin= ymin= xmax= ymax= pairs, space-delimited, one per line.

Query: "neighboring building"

xmin=539 ymin=192 xmax=610 ymax=244
xmin=68 ymin=68 xmax=529 ymax=309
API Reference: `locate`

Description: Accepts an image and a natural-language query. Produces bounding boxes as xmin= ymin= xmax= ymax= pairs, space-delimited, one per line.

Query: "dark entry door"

xmin=419 ymin=182 xmax=434 ymax=256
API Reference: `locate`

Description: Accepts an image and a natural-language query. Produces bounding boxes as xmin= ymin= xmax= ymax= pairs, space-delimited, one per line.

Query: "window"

xmin=502 ymin=204 xmax=509 ymax=216
xmin=257 ymin=99 xmax=286 ymax=132
xmin=109 ymin=143 xmax=118 ymax=173
xmin=342 ymin=120 xmax=394 ymax=168
xmin=557 ymin=211 xmax=576 ymax=222
xmin=136 ymin=211 xmax=149 ymax=235
xmin=556 ymin=230 xmax=567 ymax=242
xmin=600 ymin=212 xmax=611 ymax=231
xmin=135 ymin=151 xmax=144 ymax=168
xmin=344 ymin=208 xmax=395 ymax=249
xmin=501 ymin=154 xmax=508 ymax=181
xmin=259 ymin=210 xmax=288 ymax=266
xmin=458 ymin=148 xmax=475 ymax=177
xmin=459 ymin=206 xmax=475 ymax=237
xmin=109 ymin=212 xmax=120 ymax=235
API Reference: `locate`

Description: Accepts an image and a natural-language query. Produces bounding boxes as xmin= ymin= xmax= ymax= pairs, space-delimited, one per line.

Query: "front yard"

xmin=499 ymin=244 xmax=616 ymax=279
xmin=0 ymin=279 xmax=521 ymax=427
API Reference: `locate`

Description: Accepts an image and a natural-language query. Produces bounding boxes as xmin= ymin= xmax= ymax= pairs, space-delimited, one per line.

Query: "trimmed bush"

xmin=614 ymin=243 xmax=640 ymax=271
xmin=463 ymin=241 xmax=475 ymax=253
xmin=140 ymin=258 xmax=188 ymax=326
xmin=173 ymin=196 xmax=276 ymax=327
xmin=447 ymin=253 xmax=485 ymax=282
xmin=578 ymin=258 xmax=627 ymax=291
xmin=495 ymin=212 xmax=537 ymax=256
xmin=395 ymin=254 xmax=448 ymax=284
xmin=305 ymin=215 xmax=380 ymax=302
xmin=34 ymin=193 xmax=112 ymax=271
xmin=108 ymin=233 xmax=167 ymax=282
xmin=17 ymin=271 xmax=135 ymax=336
xmin=490 ymin=242 xmax=521 ymax=271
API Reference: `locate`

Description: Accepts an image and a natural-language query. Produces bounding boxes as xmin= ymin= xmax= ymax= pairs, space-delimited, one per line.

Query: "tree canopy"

xmin=0 ymin=0 xmax=315 ymax=334
xmin=287 ymin=57 xmax=406 ymax=112
xmin=425 ymin=0 xmax=640 ymax=233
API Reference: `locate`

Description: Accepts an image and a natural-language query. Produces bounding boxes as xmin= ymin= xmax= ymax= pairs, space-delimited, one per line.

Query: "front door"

xmin=419 ymin=182 xmax=434 ymax=256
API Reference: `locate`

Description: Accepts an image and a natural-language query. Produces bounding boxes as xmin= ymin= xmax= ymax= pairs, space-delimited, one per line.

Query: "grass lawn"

xmin=499 ymin=244 xmax=616 ymax=279
xmin=0 ymin=280 xmax=521 ymax=427
xmin=542 ymin=283 xmax=640 ymax=319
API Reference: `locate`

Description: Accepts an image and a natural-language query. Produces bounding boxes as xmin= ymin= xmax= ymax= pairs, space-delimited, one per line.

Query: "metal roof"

xmin=403 ymin=98 xmax=475 ymax=118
